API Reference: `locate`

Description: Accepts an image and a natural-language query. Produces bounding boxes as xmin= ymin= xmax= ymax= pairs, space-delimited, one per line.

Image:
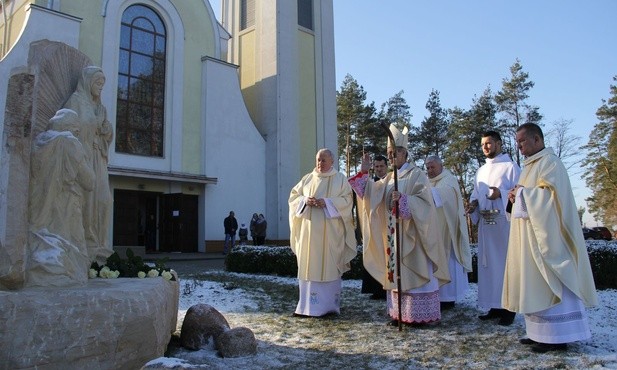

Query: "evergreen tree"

xmin=336 ymin=74 xmax=375 ymax=175
xmin=495 ymin=59 xmax=543 ymax=165
xmin=581 ymin=76 xmax=617 ymax=228
xmin=379 ymin=90 xmax=412 ymax=126
xmin=444 ymin=106 xmax=475 ymax=196
xmin=444 ymin=87 xmax=497 ymax=242
xmin=467 ymin=87 xmax=499 ymax=164
xmin=374 ymin=90 xmax=413 ymax=156
xmin=409 ymin=89 xmax=449 ymax=164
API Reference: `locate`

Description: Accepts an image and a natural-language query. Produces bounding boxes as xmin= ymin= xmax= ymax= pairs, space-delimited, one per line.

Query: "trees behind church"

xmin=581 ymin=76 xmax=617 ymax=229
xmin=337 ymin=59 xmax=609 ymax=236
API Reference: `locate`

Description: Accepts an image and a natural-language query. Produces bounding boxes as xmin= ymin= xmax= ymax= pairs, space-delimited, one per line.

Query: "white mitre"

xmin=387 ymin=124 xmax=409 ymax=148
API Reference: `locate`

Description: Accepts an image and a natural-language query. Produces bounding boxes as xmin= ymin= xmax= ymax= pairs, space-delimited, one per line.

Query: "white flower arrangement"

xmin=89 ymin=250 xmax=176 ymax=281
xmin=147 ymin=269 xmax=160 ymax=278
xmin=97 ymin=266 xmax=120 ymax=278
xmin=162 ymin=271 xmax=173 ymax=280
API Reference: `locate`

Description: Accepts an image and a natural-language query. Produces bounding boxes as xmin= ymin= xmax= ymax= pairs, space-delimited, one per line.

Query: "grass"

xmin=157 ymin=270 xmax=613 ymax=370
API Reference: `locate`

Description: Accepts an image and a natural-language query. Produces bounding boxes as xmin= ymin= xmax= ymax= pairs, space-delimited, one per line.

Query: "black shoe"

xmin=478 ymin=308 xmax=500 ymax=320
xmin=370 ymin=292 xmax=387 ymax=300
xmin=440 ymin=301 xmax=455 ymax=310
xmin=531 ymin=343 xmax=568 ymax=353
xmin=292 ymin=312 xmax=309 ymax=318
xmin=387 ymin=319 xmax=400 ymax=327
xmin=498 ymin=318 xmax=514 ymax=326
xmin=519 ymin=338 xmax=537 ymax=345
xmin=498 ymin=310 xmax=515 ymax=326
xmin=409 ymin=321 xmax=441 ymax=329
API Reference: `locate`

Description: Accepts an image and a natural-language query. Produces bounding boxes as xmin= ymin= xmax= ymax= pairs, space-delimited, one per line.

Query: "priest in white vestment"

xmin=289 ymin=149 xmax=357 ymax=317
xmin=350 ymin=125 xmax=449 ymax=327
xmin=467 ymin=130 xmax=520 ymax=326
xmin=504 ymin=123 xmax=598 ymax=353
xmin=425 ymin=156 xmax=472 ymax=310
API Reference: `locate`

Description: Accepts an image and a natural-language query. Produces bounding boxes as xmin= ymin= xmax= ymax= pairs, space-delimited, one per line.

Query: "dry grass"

xmin=161 ymin=271 xmax=613 ymax=370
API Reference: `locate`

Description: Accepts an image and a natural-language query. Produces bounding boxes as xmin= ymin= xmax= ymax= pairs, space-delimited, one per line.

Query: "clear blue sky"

xmin=211 ymin=0 xmax=617 ymax=226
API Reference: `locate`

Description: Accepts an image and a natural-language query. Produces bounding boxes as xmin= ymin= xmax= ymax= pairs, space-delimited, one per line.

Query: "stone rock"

xmin=25 ymin=229 xmax=90 ymax=287
xmin=0 ymin=277 xmax=179 ymax=369
xmin=215 ymin=326 xmax=258 ymax=358
xmin=180 ymin=303 xmax=230 ymax=350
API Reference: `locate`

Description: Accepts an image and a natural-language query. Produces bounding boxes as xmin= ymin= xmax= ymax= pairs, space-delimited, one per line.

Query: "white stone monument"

xmin=0 ymin=40 xmax=178 ymax=369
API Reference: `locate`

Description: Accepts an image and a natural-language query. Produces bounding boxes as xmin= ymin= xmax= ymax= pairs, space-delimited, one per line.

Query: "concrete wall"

xmin=202 ymin=57 xmax=266 ymax=245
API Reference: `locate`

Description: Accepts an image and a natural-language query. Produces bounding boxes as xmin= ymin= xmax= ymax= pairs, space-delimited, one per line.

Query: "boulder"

xmin=180 ymin=303 xmax=230 ymax=350
xmin=215 ymin=326 xmax=257 ymax=358
xmin=0 ymin=277 xmax=179 ymax=369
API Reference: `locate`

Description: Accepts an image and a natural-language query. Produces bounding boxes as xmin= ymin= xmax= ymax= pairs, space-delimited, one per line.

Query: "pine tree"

xmin=581 ymin=76 xmax=617 ymax=228
xmin=445 ymin=87 xmax=497 ymax=242
xmin=336 ymin=74 xmax=375 ymax=175
xmin=373 ymin=90 xmax=413 ymax=156
xmin=409 ymin=90 xmax=448 ymax=164
xmin=495 ymin=59 xmax=543 ymax=165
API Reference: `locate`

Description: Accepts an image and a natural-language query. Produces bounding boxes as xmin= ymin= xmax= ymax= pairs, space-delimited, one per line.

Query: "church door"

xmin=159 ymin=193 xmax=198 ymax=252
xmin=113 ymin=190 xmax=159 ymax=251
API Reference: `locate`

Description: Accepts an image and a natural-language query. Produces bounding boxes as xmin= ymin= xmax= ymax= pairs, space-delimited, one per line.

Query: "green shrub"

xmin=587 ymin=242 xmax=617 ymax=290
xmin=225 ymin=242 xmax=616 ymax=290
xmin=225 ymin=245 xmax=363 ymax=279
xmin=90 ymin=248 xmax=174 ymax=280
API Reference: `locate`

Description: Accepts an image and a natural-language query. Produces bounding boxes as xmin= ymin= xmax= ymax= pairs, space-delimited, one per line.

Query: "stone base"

xmin=0 ymin=277 xmax=179 ymax=369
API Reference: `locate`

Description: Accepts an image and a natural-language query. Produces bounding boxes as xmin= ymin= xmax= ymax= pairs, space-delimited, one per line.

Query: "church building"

xmin=0 ymin=0 xmax=337 ymax=253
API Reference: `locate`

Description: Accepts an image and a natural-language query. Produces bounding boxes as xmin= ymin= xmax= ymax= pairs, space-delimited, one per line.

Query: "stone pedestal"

xmin=0 ymin=277 xmax=179 ymax=369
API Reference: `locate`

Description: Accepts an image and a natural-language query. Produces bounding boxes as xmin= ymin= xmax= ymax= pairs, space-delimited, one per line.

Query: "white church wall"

xmin=202 ymin=57 xmax=266 ymax=242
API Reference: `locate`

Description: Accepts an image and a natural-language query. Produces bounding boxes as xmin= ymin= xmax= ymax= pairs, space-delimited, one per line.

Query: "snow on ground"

xmin=146 ymin=272 xmax=617 ymax=369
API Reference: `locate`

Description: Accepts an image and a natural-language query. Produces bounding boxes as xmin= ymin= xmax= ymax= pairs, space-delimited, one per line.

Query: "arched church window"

xmin=115 ymin=4 xmax=166 ymax=157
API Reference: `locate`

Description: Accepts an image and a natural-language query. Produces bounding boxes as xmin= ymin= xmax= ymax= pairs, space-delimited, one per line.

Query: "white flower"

xmin=147 ymin=269 xmax=159 ymax=278
xmin=111 ymin=270 xmax=120 ymax=278
xmin=138 ymin=271 xmax=146 ymax=278
xmin=162 ymin=271 xmax=173 ymax=280
xmin=88 ymin=269 xmax=98 ymax=279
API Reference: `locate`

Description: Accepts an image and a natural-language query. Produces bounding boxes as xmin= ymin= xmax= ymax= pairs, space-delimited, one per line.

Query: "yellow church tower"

xmin=221 ymin=0 xmax=337 ymax=239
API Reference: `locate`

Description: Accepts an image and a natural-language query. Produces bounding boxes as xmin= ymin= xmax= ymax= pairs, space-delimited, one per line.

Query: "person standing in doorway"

xmin=467 ymin=130 xmax=520 ymax=326
xmin=223 ymin=211 xmax=238 ymax=255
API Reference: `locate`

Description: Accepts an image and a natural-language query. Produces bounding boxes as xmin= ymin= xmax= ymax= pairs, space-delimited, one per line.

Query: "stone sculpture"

xmin=63 ymin=66 xmax=114 ymax=265
xmin=26 ymin=109 xmax=94 ymax=287
xmin=0 ymin=41 xmax=178 ymax=369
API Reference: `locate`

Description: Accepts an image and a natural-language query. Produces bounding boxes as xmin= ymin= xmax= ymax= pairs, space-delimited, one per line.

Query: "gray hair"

xmin=317 ymin=148 xmax=333 ymax=160
xmin=425 ymin=155 xmax=442 ymax=165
